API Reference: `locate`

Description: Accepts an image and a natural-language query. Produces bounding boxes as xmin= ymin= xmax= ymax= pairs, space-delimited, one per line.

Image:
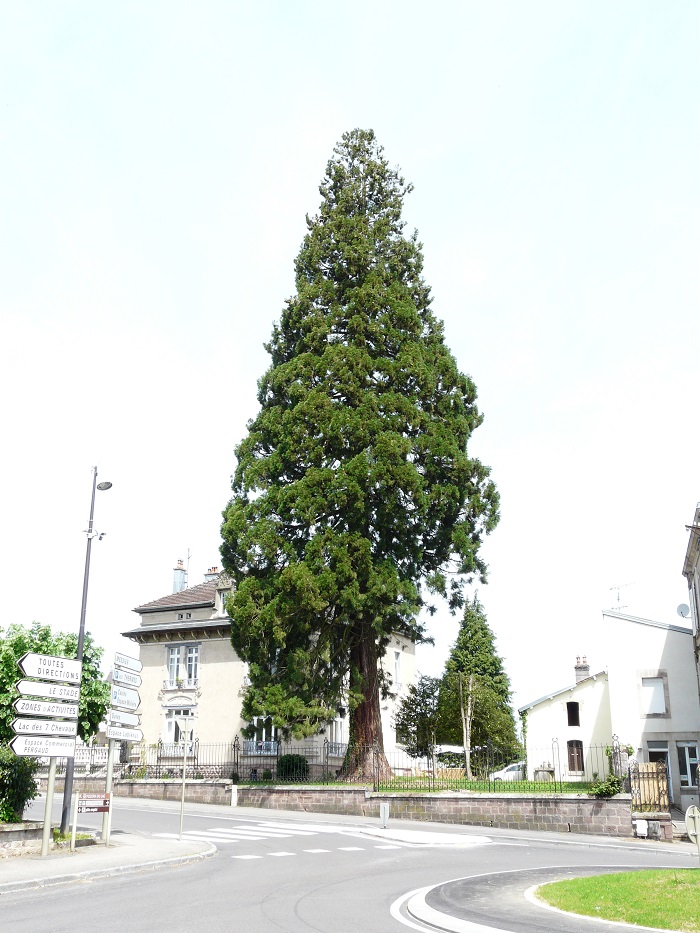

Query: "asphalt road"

xmin=6 ymin=796 xmax=695 ymax=933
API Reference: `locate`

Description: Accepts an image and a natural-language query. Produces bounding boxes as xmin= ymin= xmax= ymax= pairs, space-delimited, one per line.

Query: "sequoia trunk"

xmin=342 ymin=633 xmax=392 ymax=782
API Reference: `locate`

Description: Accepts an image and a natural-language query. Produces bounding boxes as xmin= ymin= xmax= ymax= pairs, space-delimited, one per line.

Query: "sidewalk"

xmin=0 ymin=832 xmax=215 ymax=894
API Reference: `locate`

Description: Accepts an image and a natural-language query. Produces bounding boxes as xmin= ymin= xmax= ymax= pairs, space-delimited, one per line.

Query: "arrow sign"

xmin=16 ymin=680 xmax=81 ymax=701
xmin=111 ymin=684 xmax=140 ymax=710
xmin=107 ymin=708 xmax=140 ymax=727
xmin=10 ymin=735 xmax=76 ymax=758
xmin=13 ymin=698 xmax=79 ymax=719
xmin=12 ymin=718 xmax=78 ymax=736
xmin=114 ymin=652 xmax=142 ymax=673
xmin=113 ymin=668 xmax=142 ymax=688
xmin=106 ymin=725 xmax=143 ymax=742
xmin=17 ymin=652 xmax=82 ymax=684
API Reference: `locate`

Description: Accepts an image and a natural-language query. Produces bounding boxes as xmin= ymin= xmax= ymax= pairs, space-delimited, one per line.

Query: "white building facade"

xmin=122 ymin=563 xmax=416 ymax=757
xmin=519 ymin=611 xmax=700 ymax=809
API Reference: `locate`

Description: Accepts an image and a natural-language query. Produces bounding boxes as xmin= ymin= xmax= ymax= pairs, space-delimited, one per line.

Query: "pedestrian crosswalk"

xmin=153 ymin=819 xmax=408 ymax=855
xmin=152 ymin=819 xmax=492 ymax=857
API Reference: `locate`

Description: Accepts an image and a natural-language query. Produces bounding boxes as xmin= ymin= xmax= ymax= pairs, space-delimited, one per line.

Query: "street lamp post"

xmin=59 ymin=467 xmax=112 ymax=835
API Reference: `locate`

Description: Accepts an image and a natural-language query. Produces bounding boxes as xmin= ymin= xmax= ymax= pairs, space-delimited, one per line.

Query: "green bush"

xmin=277 ymin=754 xmax=309 ymax=782
xmin=231 ymin=771 xmax=240 ymax=784
xmin=590 ymin=774 xmax=625 ymax=798
xmin=262 ymin=769 xmax=273 ymax=781
xmin=0 ymin=745 xmax=40 ymax=822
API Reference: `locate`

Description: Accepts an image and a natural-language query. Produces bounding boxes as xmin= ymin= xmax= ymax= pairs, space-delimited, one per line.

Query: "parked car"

xmin=489 ymin=761 xmax=526 ymax=781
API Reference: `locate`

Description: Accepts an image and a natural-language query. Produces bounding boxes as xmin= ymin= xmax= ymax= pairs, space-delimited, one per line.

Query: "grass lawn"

xmin=536 ymin=870 xmax=700 ymax=932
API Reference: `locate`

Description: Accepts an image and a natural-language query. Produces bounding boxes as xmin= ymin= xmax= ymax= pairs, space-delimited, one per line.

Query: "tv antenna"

xmin=609 ymin=583 xmax=633 ymax=611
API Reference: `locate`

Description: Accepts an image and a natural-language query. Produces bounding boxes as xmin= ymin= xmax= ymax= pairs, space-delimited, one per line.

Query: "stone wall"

xmin=0 ymin=821 xmax=43 ymax=856
xmin=115 ymin=779 xmax=233 ymax=805
xmin=235 ymin=787 xmax=635 ymax=837
xmin=35 ymin=776 xmax=638 ymax=838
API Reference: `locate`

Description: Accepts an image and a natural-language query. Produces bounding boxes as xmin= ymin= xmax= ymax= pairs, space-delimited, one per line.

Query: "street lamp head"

xmin=96 ymin=481 xmax=112 ymax=491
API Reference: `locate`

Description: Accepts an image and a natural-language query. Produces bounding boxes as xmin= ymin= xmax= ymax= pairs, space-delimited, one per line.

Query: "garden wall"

xmin=236 ymin=786 xmax=635 ymax=837
xmin=34 ymin=776 xmax=638 ymax=837
xmin=0 ymin=821 xmax=43 ymax=856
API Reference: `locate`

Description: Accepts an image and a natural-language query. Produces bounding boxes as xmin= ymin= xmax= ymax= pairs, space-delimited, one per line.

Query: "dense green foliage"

xmin=589 ymin=773 xmax=625 ymax=797
xmin=439 ymin=596 xmax=518 ymax=754
xmin=393 ymin=675 xmax=443 ymax=759
xmin=276 ymin=754 xmax=310 ymax=781
xmin=0 ymin=745 xmax=40 ymax=822
xmin=0 ymin=621 xmax=109 ymax=745
xmin=221 ymin=129 xmax=498 ymax=755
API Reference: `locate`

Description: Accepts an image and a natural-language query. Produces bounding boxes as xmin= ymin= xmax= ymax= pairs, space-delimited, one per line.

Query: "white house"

xmin=121 ymin=561 xmax=416 ymax=757
xmin=519 ymin=611 xmax=700 ymax=809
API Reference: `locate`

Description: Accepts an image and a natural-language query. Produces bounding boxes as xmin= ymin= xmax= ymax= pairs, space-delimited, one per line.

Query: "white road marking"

xmin=375 ymin=844 xmax=402 ymax=849
xmin=303 ymin=848 xmax=331 ymax=853
xmin=268 ymin=851 xmax=295 ymax=857
xmin=338 ymin=846 xmax=364 ymax=851
xmin=362 ymin=828 xmax=492 ymax=848
xmin=154 ymin=832 xmax=266 ymax=843
xmin=392 ymin=885 xmax=511 ymax=933
xmin=232 ymin=855 xmax=263 ymax=860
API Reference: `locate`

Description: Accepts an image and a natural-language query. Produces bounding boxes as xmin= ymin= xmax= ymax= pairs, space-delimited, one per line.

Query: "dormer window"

xmin=218 ymin=590 xmax=230 ymax=615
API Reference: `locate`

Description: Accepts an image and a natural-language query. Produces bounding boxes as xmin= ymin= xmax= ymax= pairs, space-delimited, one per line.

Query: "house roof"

xmin=518 ymin=671 xmax=607 ymax=714
xmin=683 ymin=503 xmax=700 ymax=578
xmin=602 ymin=609 xmax=692 ymax=635
xmin=133 ymin=579 xmax=220 ymax=614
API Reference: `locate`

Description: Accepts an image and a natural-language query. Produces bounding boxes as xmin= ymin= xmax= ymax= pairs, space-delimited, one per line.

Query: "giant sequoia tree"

xmin=221 ymin=129 xmax=499 ymax=777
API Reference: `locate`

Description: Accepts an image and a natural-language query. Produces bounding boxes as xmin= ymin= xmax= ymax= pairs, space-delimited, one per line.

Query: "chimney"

xmin=203 ymin=566 xmax=220 ymax=582
xmin=575 ymin=655 xmax=590 ymax=683
xmin=172 ymin=559 xmax=187 ymax=594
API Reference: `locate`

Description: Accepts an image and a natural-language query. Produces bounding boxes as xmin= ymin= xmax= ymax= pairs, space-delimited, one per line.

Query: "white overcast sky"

xmin=1 ymin=2 xmax=698 ymax=712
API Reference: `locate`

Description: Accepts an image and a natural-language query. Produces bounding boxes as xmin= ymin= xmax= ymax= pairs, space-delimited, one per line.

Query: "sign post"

xmin=12 ymin=653 xmax=81 ymax=857
xmin=179 ymin=718 xmax=188 ymax=842
xmin=41 ymin=759 xmax=57 ymax=857
xmin=72 ymin=793 xmax=111 ymax=851
xmin=102 ymin=653 xmax=142 ymax=843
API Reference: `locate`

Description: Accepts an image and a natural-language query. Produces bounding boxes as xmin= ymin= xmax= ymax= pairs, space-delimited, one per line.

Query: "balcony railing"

xmin=162 ymin=678 xmax=199 ymax=690
xmin=243 ymin=740 xmax=279 ymax=755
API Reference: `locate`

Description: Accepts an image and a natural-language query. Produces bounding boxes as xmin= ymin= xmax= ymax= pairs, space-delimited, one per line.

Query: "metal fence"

xmin=37 ymin=737 xmax=636 ymax=796
xmin=629 ymin=761 xmax=669 ymax=812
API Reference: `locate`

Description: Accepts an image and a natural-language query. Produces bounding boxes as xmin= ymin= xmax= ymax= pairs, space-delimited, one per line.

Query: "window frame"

xmin=567 ymin=739 xmax=584 ymax=773
xmin=677 ymin=742 xmax=699 ymax=788
xmin=638 ymin=670 xmax=671 ymax=719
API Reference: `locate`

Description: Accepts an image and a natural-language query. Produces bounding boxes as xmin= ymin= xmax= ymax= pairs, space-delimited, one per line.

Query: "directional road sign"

xmin=107 ymin=708 xmax=140 ymax=727
xmin=9 ymin=735 xmax=76 ymax=758
xmin=114 ymin=652 xmax=142 ymax=673
xmin=106 ymin=725 xmax=143 ymax=742
xmin=686 ymin=805 xmax=700 ymax=844
xmin=113 ymin=668 xmax=142 ymax=688
xmin=16 ymin=680 xmax=81 ymax=701
xmin=17 ymin=652 xmax=82 ymax=684
xmin=77 ymin=792 xmax=111 ymax=814
xmin=12 ymin=718 xmax=78 ymax=737
xmin=13 ymin=698 xmax=79 ymax=719
xmin=110 ymin=684 xmax=140 ymax=710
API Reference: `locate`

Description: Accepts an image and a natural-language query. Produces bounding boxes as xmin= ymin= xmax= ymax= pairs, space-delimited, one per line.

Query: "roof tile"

xmin=134 ymin=579 xmax=221 ymax=613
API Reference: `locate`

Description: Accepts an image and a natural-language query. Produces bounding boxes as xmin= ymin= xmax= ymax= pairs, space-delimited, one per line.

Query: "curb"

xmin=0 ymin=842 xmax=217 ymax=894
